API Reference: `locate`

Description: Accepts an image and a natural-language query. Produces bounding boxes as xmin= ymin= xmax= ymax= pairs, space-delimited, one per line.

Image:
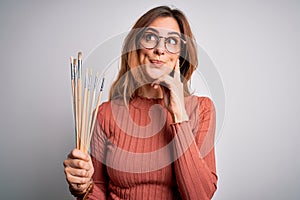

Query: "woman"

xmin=64 ymin=6 xmax=217 ymax=200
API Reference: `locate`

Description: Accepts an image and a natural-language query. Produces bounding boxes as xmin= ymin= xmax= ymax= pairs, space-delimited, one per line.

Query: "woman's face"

xmin=137 ymin=17 xmax=181 ymax=80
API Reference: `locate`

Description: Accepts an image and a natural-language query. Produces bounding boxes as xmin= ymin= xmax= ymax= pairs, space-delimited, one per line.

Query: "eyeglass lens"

xmin=140 ymin=32 xmax=183 ymax=54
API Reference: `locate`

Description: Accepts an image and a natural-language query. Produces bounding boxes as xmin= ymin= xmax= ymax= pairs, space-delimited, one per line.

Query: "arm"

xmin=151 ymin=60 xmax=217 ymax=199
xmin=171 ymin=97 xmax=217 ymax=200
xmin=87 ymin=106 xmax=110 ymax=199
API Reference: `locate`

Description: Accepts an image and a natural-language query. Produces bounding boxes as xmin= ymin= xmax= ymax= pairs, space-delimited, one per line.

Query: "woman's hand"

xmin=152 ymin=59 xmax=189 ymax=123
xmin=63 ymin=148 xmax=94 ymax=194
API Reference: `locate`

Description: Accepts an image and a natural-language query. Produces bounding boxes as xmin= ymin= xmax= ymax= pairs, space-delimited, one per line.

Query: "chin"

xmin=145 ymin=64 xmax=172 ymax=80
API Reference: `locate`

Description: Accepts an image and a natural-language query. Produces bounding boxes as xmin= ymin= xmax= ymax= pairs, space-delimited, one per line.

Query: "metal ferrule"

xmin=70 ymin=62 xmax=75 ymax=80
xmin=100 ymin=77 xmax=105 ymax=92
xmin=77 ymin=60 xmax=82 ymax=79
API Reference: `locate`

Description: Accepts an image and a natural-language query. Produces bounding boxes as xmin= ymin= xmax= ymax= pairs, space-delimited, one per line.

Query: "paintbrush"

xmin=70 ymin=56 xmax=78 ymax=145
xmin=84 ymin=69 xmax=93 ymax=152
xmin=77 ymin=52 xmax=82 ymax=144
xmin=69 ymin=52 xmax=105 ymax=153
xmin=88 ymin=76 xmax=105 ymax=145
xmin=87 ymin=72 xmax=98 ymax=143
xmin=73 ymin=58 xmax=80 ymax=148
xmin=80 ymin=69 xmax=89 ymax=152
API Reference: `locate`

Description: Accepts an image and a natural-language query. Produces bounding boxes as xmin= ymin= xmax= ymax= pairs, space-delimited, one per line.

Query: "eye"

xmin=166 ymin=37 xmax=179 ymax=45
xmin=144 ymin=32 xmax=157 ymax=42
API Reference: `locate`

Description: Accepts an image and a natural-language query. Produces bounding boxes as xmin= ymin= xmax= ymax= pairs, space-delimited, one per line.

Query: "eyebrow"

xmin=145 ymin=27 xmax=181 ymax=37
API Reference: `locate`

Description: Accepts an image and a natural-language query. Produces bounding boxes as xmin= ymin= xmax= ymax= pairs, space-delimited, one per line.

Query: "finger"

xmin=64 ymin=158 xmax=92 ymax=170
xmin=68 ymin=149 xmax=90 ymax=161
xmin=66 ymin=172 xmax=91 ymax=185
xmin=152 ymin=84 xmax=159 ymax=89
xmin=174 ymin=59 xmax=181 ymax=81
xmin=65 ymin=166 xmax=90 ymax=178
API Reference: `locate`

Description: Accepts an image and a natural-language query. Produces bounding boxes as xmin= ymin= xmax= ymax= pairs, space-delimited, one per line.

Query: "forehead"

xmin=147 ymin=17 xmax=181 ymax=34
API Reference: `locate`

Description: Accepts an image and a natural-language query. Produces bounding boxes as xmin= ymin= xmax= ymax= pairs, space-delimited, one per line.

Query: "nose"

xmin=154 ymin=38 xmax=166 ymax=55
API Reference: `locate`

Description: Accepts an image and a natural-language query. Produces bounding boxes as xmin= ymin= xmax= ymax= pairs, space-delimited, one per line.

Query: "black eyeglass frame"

xmin=139 ymin=31 xmax=187 ymax=54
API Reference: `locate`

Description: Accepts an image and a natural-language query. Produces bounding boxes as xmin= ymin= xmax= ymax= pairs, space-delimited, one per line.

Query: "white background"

xmin=0 ymin=0 xmax=299 ymax=199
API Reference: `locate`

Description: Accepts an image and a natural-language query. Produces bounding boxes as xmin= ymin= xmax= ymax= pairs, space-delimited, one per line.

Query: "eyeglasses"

xmin=139 ymin=31 xmax=186 ymax=54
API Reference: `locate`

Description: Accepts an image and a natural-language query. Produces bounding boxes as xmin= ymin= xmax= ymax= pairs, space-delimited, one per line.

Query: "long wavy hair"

xmin=109 ymin=6 xmax=198 ymax=104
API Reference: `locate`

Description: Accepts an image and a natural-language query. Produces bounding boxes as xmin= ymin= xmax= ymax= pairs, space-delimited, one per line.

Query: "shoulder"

xmin=185 ymin=95 xmax=215 ymax=113
xmin=97 ymin=101 xmax=111 ymax=119
xmin=97 ymin=98 xmax=124 ymax=116
xmin=184 ymin=96 xmax=215 ymax=129
xmin=197 ymin=96 xmax=215 ymax=113
xmin=96 ymin=98 xmax=126 ymax=128
xmin=95 ymin=100 xmax=120 ymax=138
xmin=96 ymin=100 xmax=118 ymax=127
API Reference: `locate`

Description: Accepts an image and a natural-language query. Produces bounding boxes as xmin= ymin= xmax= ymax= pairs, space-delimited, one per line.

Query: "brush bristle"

xmin=78 ymin=52 xmax=82 ymax=60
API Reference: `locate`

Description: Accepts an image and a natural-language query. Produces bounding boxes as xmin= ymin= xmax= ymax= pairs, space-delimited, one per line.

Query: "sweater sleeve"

xmin=170 ymin=97 xmax=218 ymax=200
xmin=87 ymin=105 xmax=109 ymax=200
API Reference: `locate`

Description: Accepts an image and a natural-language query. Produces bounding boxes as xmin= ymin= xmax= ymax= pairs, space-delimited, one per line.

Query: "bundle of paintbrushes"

xmin=70 ymin=52 xmax=105 ymax=154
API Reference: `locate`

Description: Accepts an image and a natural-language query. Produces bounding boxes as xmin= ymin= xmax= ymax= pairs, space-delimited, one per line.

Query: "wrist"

xmin=69 ymin=180 xmax=94 ymax=199
xmin=172 ymin=112 xmax=189 ymax=123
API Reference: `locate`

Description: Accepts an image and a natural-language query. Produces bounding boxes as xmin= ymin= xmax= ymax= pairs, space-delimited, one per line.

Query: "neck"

xmin=137 ymin=84 xmax=163 ymax=99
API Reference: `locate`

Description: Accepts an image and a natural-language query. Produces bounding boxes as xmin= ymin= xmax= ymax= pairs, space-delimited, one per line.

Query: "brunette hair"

xmin=109 ymin=6 xmax=198 ymax=103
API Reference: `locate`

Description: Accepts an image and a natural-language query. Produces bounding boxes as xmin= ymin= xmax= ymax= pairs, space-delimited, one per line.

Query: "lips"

xmin=150 ymin=59 xmax=165 ymax=67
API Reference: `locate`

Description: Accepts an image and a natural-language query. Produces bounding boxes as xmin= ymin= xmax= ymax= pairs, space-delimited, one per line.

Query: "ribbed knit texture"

xmin=88 ymin=96 xmax=217 ymax=200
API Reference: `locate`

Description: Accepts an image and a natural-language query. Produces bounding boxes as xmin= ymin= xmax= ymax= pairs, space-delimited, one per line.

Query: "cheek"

xmin=138 ymin=49 xmax=150 ymax=64
xmin=168 ymin=54 xmax=179 ymax=66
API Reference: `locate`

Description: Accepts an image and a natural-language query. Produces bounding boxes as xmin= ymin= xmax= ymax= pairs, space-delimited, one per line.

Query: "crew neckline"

xmin=130 ymin=95 xmax=165 ymax=110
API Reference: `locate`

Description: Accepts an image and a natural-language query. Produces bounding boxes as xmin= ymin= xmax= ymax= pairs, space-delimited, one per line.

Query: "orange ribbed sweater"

xmin=88 ymin=95 xmax=217 ymax=200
